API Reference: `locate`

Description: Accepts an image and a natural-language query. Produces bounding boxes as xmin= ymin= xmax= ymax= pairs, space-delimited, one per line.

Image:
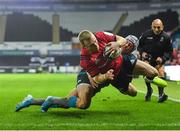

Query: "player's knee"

xmin=127 ymin=83 xmax=137 ymax=97
xmin=123 ymin=90 xmax=137 ymax=97
xmin=138 ymin=60 xmax=158 ymax=78
xmin=76 ymin=85 xmax=92 ymax=109
xmin=147 ymin=68 xmax=158 ymax=78
xmin=78 ymin=102 xmax=90 ymax=109
xmin=127 ymin=90 xmax=137 ymax=97
xmin=131 ymin=90 xmax=137 ymax=97
xmin=77 ymin=98 xmax=91 ymax=109
xmin=153 ymin=69 xmax=158 ymax=77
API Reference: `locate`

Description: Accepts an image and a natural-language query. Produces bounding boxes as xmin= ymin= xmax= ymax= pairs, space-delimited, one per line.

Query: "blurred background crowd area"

xmin=0 ymin=0 xmax=179 ymax=75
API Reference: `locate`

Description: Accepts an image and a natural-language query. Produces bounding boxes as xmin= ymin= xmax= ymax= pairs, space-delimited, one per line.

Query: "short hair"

xmin=78 ymin=30 xmax=92 ymax=46
xmin=151 ymin=19 xmax=164 ymax=28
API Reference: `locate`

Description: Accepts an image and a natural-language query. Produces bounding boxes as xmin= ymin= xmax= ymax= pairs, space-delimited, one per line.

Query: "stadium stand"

xmin=5 ymin=12 xmax=74 ymax=41
xmin=4 ymin=9 xmax=180 ymax=41
xmin=32 ymin=11 xmax=159 ymax=34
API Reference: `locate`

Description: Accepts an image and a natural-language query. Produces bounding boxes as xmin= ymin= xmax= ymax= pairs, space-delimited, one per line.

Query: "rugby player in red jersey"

xmin=15 ymin=30 xmax=167 ymax=112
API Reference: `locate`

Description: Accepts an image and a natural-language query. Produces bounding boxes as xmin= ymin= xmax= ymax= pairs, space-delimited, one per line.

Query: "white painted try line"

xmin=138 ymin=90 xmax=180 ymax=103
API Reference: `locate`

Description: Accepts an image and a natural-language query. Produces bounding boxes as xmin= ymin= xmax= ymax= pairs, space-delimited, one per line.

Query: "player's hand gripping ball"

xmin=104 ymin=35 xmax=138 ymax=58
xmin=104 ymin=46 xmax=122 ymax=59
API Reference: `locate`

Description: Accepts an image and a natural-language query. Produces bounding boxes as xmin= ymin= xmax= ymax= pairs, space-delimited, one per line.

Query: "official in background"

xmin=138 ymin=19 xmax=173 ymax=102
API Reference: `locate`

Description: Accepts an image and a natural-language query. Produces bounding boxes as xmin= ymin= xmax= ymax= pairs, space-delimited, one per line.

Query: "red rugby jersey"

xmin=80 ymin=31 xmax=123 ymax=77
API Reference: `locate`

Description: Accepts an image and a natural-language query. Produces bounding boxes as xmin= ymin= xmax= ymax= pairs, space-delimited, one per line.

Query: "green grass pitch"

xmin=0 ymin=74 xmax=179 ymax=130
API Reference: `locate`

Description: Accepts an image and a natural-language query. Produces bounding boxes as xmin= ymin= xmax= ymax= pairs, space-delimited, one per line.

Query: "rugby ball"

xmin=104 ymin=46 xmax=122 ymax=59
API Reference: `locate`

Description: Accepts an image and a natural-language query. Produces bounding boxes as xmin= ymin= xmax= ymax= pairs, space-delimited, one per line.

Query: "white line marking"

xmin=138 ymin=90 xmax=180 ymax=103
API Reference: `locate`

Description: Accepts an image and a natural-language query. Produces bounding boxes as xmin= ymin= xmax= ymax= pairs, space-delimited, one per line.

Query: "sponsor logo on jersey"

xmin=160 ymin=37 xmax=164 ymax=42
xmin=147 ymin=37 xmax=153 ymax=40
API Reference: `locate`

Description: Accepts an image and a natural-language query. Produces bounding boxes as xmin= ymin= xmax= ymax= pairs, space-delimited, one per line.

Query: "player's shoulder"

xmin=161 ymin=31 xmax=171 ymax=39
xmin=95 ymin=31 xmax=104 ymax=35
xmin=142 ymin=30 xmax=152 ymax=37
xmin=95 ymin=31 xmax=114 ymax=38
xmin=139 ymin=30 xmax=152 ymax=41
